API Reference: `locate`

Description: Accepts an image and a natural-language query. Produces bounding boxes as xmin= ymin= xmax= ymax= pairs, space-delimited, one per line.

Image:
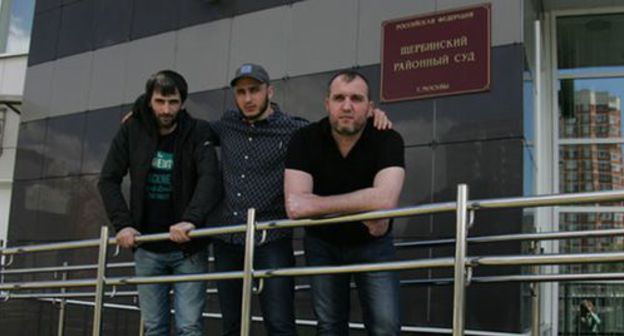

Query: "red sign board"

xmin=381 ymin=4 xmax=491 ymax=102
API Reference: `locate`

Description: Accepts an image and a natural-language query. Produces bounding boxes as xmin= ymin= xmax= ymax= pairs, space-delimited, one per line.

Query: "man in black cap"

xmin=209 ymin=64 xmax=393 ymax=335
xmin=209 ymin=63 xmax=306 ymax=335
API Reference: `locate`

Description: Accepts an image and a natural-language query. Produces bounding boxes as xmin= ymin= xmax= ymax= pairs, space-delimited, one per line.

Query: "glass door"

xmin=555 ymin=12 xmax=624 ymax=335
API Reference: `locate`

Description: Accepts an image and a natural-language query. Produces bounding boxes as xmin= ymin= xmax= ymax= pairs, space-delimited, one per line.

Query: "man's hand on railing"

xmin=169 ymin=222 xmax=195 ymax=243
xmin=363 ymin=219 xmax=389 ymax=237
xmin=285 ymin=193 xmax=314 ymax=219
xmin=116 ymin=227 xmax=140 ymax=248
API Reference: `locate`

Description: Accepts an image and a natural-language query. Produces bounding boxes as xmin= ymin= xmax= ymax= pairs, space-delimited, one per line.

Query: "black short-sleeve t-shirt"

xmin=285 ymin=117 xmax=405 ymax=245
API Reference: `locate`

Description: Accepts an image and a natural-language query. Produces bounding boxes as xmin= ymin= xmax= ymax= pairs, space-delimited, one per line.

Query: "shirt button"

xmin=237 ymin=193 xmax=242 ymax=197
xmin=244 ymin=155 xmax=249 ymax=160
xmin=248 ymin=137 xmax=253 ymax=142
xmin=233 ymin=211 xmax=238 ymax=216
xmin=241 ymin=174 xmax=245 ymax=179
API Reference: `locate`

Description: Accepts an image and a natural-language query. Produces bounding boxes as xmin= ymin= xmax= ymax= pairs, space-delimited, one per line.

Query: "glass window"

xmin=559 ymin=144 xmax=624 ymax=197
xmin=557 ymin=13 xmax=624 ymax=335
xmin=0 ymin=0 xmax=35 ymax=54
xmin=558 ymin=13 xmax=624 ymax=70
xmin=558 ymin=78 xmax=624 ymax=139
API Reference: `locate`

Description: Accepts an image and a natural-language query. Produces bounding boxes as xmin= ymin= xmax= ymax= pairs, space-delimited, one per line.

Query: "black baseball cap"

xmin=230 ymin=63 xmax=270 ymax=87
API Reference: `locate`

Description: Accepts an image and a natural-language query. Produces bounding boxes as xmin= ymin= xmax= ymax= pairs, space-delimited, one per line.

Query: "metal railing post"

xmin=92 ymin=226 xmax=109 ymax=336
xmin=0 ymin=239 xmax=5 ymax=285
xmin=240 ymin=208 xmax=257 ymax=336
xmin=139 ymin=316 xmax=145 ymax=336
xmin=531 ymin=241 xmax=541 ymax=336
xmin=0 ymin=239 xmax=6 ymax=301
xmin=452 ymin=184 xmax=469 ymax=336
xmin=57 ymin=261 xmax=68 ymax=336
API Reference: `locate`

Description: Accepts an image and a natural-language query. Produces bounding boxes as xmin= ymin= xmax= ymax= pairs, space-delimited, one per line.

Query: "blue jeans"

xmin=213 ymin=238 xmax=297 ymax=336
xmin=134 ymin=247 xmax=208 ymax=336
xmin=304 ymin=234 xmax=401 ymax=336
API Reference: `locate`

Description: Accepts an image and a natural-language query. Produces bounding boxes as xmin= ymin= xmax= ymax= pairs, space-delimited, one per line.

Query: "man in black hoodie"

xmin=98 ymin=70 xmax=221 ymax=336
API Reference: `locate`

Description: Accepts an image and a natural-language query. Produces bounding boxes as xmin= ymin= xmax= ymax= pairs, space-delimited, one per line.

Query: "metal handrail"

xmin=395 ymin=227 xmax=624 ymax=248
xmin=3 ymin=188 xmax=624 ymax=336
xmin=5 ymin=271 xmax=624 ymax=301
xmin=3 ymin=226 xmax=624 ymax=277
xmin=4 ymin=250 xmax=624 ymax=291
xmin=3 ymin=189 xmax=622 ymax=257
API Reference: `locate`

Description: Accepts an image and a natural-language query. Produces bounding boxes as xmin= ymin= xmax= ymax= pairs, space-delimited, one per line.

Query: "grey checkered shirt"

xmin=210 ymin=103 xmax=308 ymax=244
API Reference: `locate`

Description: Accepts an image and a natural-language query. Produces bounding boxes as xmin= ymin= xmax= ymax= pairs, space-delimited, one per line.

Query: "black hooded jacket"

xmin=98 ymin=95 xmax=221 ymax=252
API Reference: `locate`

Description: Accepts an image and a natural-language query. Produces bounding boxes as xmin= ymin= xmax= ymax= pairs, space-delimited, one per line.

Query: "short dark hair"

xmin=326 ymin=70 xmax=371 ymax=100
xmin=145 ymin=70 xmax=188 ymax=103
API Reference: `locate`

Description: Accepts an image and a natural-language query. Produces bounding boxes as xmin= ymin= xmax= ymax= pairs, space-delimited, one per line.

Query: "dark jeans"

xmin=304 ymin=234 xmax=401 ymax=336
xmin=213 ymin=238 xmax=297 ymax=336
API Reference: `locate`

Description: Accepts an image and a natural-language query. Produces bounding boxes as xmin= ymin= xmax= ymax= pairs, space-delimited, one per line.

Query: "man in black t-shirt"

xmin=99 ymin=70 xmax=221 ymax=336
xmin=284 ymin=70 xmax=405 ymax=335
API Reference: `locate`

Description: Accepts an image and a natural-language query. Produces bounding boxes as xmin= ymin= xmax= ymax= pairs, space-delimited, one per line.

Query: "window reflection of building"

xmin=560 ymin=89 xmax=623 ymax=196
xmin=558 ymin=89 xmax=624 ymax=334
xmin=559 ymin=88 xmax=624 ymax=254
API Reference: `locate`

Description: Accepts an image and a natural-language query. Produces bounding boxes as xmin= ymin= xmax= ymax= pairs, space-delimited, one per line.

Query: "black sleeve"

xmin=285 ymin=127 xmax=312 ymax=174
xmin=207 ymin=120 xmax=221 ymax=146
xmin=97 ymin=123 xmax=134 ymax=233
xmin=378 ymin=130 xmax=405 ymax=170
xmin=181 ymin=121 xmax=223 ymax=228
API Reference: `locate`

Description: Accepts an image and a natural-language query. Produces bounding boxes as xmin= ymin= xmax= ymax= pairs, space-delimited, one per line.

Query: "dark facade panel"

xmin=186 ymin=89 xmax=226 ymax=122
xmin=30 ymin=0 xmax=300 ymax=65
xmin=283 ymin=71 xmax=333 ymax=122
xmin=393 ymin=146 xmax=433 ymax=239
xmin=57 ymin=0 xmax=96 ymax=58
xmin=435 ymin=45 xmax=524 ymax=143
xmin=42 ymin=113 xmax=86 ymax=178
xmin=0 ymin=301 xmax=59 ymax=335
xmin=34 ymin=0 xmax=61 ymax=14
xmin=396 ymin=247 xmax=433 ymax=327
xmin=32 ymin=177 xmax=80 ymax=241
xmin=427 ymin=138 xmax=525 ymax=332
xmin=130 ymin=0 xmax=180 ymax=40
xmin=81 ymin=106 xmax=123 ymax=174
xmin=14 ymin=119 xmax=48 ymax=180
xmin=93 ymin=0 xmax=133 ymax=49
xmin=177 ymin=0 xmax=236 ymax=30
xmin=360 ymin=64 xmax=435 ymax=147
xmin=7 ymin=180 xmax=40 ymax=245
xmin=432 ymin=138 xmax=523 ymax=203
xmin=62 ymin=304 xmax=141 ymax=336
xmin=234 ymin=0 xmax=288 ymax=16
xmin=28 ymin=9 xmax=61 ymax=65
xmin=73 ymin=175 xmax=110 ymax=238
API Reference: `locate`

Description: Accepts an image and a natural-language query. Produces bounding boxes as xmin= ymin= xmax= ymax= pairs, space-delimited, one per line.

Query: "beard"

xmin=330 ymin=117 xmax=366 ymax=136
xmin=238 ymin=94 xmax=270 ymax=122
xmin=156 ymin=113 xmax=178 ymax=132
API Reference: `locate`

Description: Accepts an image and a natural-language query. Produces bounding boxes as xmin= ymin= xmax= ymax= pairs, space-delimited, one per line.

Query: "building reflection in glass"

xmin=558 ymin=88 xmax=624 ymax=334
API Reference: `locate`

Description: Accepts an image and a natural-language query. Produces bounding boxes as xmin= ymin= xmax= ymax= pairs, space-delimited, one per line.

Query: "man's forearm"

xmin=295 ymin=187 xmax=398 ymax=218
xmin=284 ymin=167 xmax=404 ymax=219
